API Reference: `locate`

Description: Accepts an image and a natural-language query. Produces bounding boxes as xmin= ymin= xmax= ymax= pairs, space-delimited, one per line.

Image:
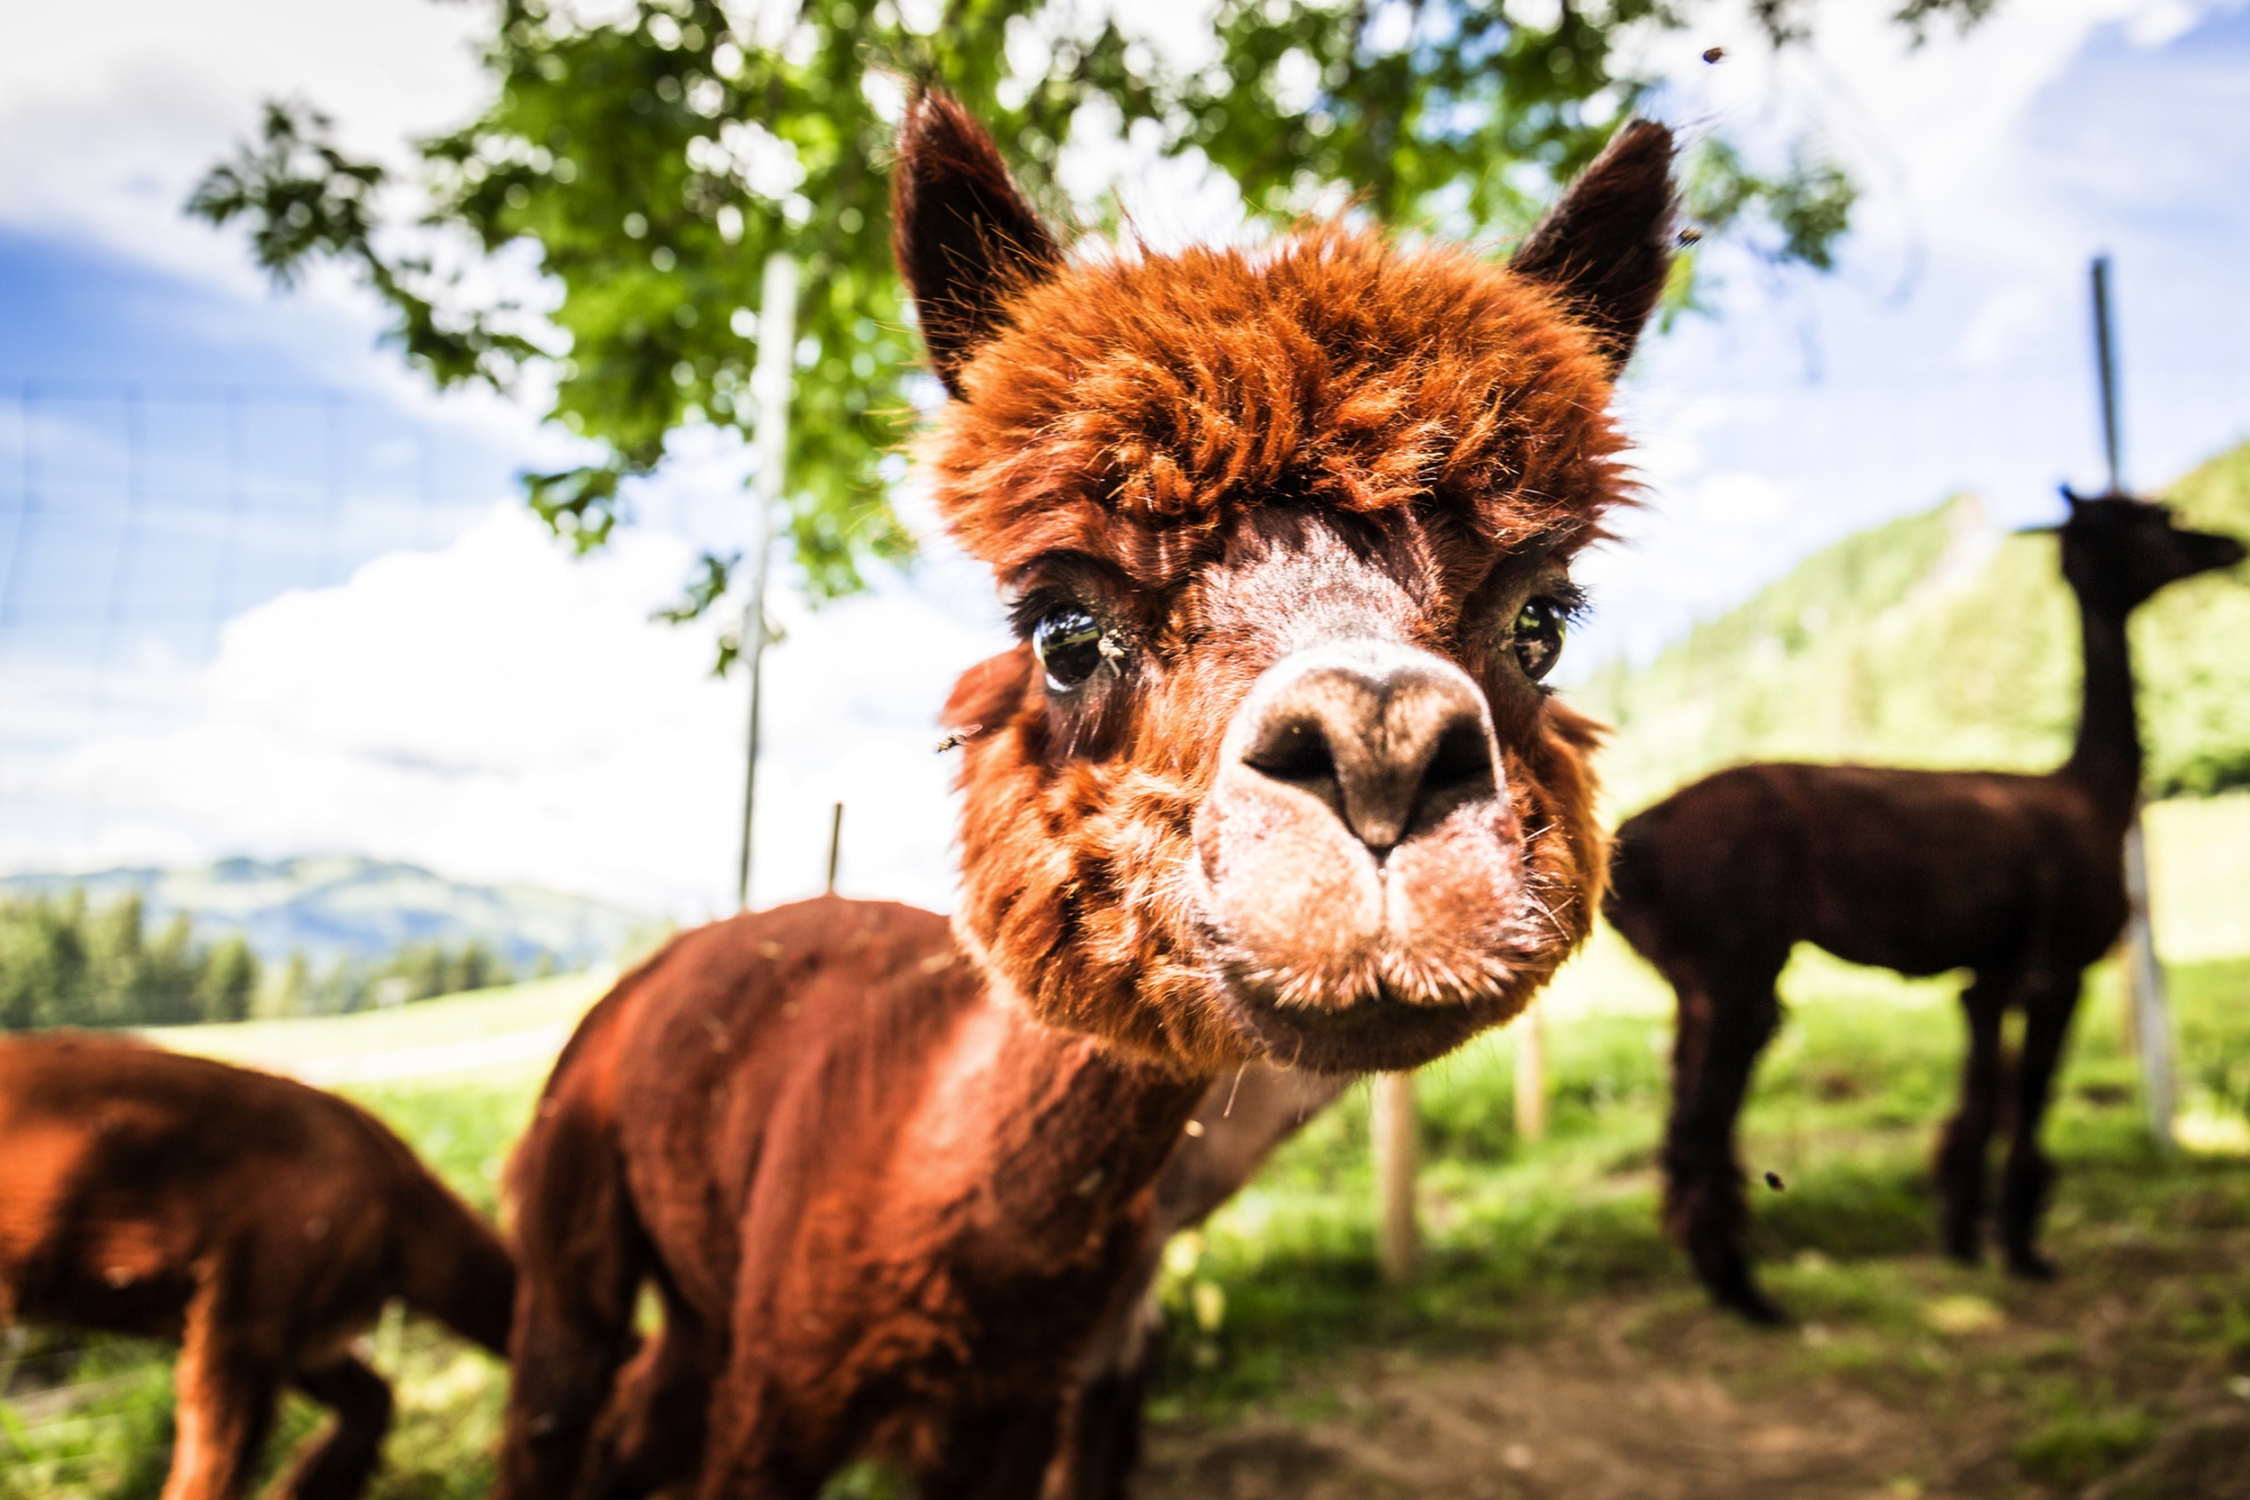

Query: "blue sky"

xmin=0 ymin=0 xmax=2244 ymax=915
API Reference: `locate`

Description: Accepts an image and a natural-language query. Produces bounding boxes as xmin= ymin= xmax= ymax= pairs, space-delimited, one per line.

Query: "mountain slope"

xmin=1574 ymin=440 xmax=2250 ymax=816
xmin=0 ymin=856 xmax=653 ymax=967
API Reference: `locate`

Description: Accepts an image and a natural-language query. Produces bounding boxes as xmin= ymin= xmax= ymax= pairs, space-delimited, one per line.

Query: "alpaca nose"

xmin=1236 ymin=646 xmax=1499 ymax=854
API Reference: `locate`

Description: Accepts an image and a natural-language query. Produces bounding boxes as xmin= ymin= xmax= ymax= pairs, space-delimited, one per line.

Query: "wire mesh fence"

xmin=0 ymin=381 xmax=492 ymax=671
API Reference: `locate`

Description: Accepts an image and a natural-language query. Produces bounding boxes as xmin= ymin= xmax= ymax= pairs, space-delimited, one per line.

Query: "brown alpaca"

xmin=0 ymin=1031 xmax=515 ymax=1500
xmin=496 ymin=91 xmax=1676 ymax=1500
xmin=1605 ymin=491 xmax=2244 ymax=1323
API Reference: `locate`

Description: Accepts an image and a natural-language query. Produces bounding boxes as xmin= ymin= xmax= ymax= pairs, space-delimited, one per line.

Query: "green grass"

xmin=7 ymin=952 xmax=2249 ymax=1496
xmin=140 ymin=971 xmax=608 ymax=1069
xmin=1148 ymin=951 xmax=2250 ymax=1422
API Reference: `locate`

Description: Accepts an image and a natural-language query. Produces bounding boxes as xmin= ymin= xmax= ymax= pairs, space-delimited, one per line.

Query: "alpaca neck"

xmin=2062 ymin=593 xmax=2142 ymax=823
xmin=913 ymin=998 xmax=1207 ymax=1263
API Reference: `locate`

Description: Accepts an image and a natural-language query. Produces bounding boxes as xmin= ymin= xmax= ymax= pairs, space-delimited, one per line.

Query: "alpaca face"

xmin=2057 ymin=491 xmax=2245 ymax=612
xmin=897 ymin=97 xmax=1675 ymax=1074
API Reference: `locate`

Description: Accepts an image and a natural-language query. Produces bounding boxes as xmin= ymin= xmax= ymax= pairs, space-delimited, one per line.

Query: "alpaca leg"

xmin=919 ymin=1400 xmax=1069 ymax=1500
xmin=581 ymin=1290 xmax=717 ymax=1499
xmin=498 ymin=1255 xmax=643 ymax=1500
xmin=1934 ymin=975 xmax=2009 ymax=1264
xmin=1053 ymin=1283 xmax=1164 ymax=1500
xmin=1661 ymin=966 xmax=1787 ymax=1325
xmin=496 ymin=1108 xmax=647 ymax=1500
xmin=161 ymin=1276 xmax=281 ymax=1500
xmin=1998 ymin=973 xmax=2081 ymax=1280
xmin=275 ymin=1355 xmax=393 ymax=1500
xmin=693 ymin=1369 xmax=824 ymax=1500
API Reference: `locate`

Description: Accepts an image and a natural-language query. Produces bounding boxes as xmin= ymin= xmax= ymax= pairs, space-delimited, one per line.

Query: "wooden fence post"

xmin=2122 ymin=815 xmax=2176 ymax=1150
xmin=1373 ymin=1071 xmax=1419 ymax=1284
xmin=1515 ymin=996 xmax=1548 ymax=1143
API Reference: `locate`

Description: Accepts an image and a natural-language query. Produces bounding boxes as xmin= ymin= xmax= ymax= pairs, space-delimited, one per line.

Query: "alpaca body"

xmin=502 ymin=898 xmax=1203 ymax=1499
xmin=0 ymin=1032 xmax=514 ymax=1500
xmin=1607 ymin=493 xmax=2243 ymax=1322
xmin=1606 ymin=761 xmax=2123 ymax=1320
xmin=500 ymin=91 xmax=1683 ymax=1498
xmin=1616 ymin=762 xmax=2127 ymax=982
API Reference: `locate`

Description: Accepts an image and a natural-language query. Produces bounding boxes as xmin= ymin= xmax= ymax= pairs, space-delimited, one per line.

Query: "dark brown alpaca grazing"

xmin=1605 ymin=491 xmax=2244 ymax=1324
xmin=0 ymin=1032 xmax=515 ymax=1500
xmin=497 ymin=91 xmax=1676 ymax=1500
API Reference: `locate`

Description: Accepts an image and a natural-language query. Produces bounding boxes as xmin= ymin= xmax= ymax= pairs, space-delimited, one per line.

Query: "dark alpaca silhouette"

xmin=1605 ymin=491 xmax=2244 ymax=1323
xmin=0 ymin=1032 xmax=515 ymax=1500
xmin=495 ymin=91 xmax=1677 ymax=1500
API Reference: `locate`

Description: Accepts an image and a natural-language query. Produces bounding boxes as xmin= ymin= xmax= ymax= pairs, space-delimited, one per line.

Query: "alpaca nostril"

xmin=1420 ymin=720 xmax=1497 ymax=807
xmin=1235 ymin=653 xmax=1498 ymax=856
xmin=1243 ymin=717 xmax=1341 ymax=789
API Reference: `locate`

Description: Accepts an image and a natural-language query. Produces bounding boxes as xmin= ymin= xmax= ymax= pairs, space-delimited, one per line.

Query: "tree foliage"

xmin=0 ymin=888 xmax=540 ymax=1029
xmin=190 ymin=0 xmax=1996 ymax=651
xmin=275 ymin=937 xmax=520 ymax=1016
xmin=0 ymin=892 xmax=261 ymax=1030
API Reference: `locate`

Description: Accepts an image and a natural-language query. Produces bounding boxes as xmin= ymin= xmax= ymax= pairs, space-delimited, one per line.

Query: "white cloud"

xmin=5 ymin=0 xmax=2247 ymax=886
xmin=2128 ymin=0 xmax=2206 ymax=45
xmin=1695 ymin=470 xmax=1797 ymax=527
xmin=0 ymin=2 xmax=489 ymax=292
xmin=1953 ymin=283 xmax=2052 ymax=368
xmin=1564 ymin=0 xmax=2250 ymax=670
xmin=0 ymin=506 xmax=1009 ymax=920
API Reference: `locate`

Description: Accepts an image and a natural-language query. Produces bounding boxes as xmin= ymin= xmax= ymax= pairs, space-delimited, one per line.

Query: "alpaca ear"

xmin=892 ymin=91 xmax=1063 ymax=400
xmin=1509 ymin=119 xmax=1678 ymax=373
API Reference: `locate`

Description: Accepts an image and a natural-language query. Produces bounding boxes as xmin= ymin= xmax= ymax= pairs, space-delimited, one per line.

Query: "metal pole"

xmin=736 ymin=251 xmax=799 ymax=912
xmin=825 ymin=801 xmax=843 ymax=895
xmin=2092 ymin=257 xmax=2122 ymax=491
xmin=1372 ymin=1071 xmax=1419 ymax=1284
xmin=2091 ymin=254 xmax=2175 ymax=1151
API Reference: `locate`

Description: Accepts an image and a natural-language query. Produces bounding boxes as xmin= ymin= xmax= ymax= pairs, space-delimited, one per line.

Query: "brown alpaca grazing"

xmin=1605 ymin=491 xmax=2244 ymax=1324
xmin=0 ymin=1031 xmax=515 ymax=1500
xmin=497 ymin=91 xmax=1676 ymax=1500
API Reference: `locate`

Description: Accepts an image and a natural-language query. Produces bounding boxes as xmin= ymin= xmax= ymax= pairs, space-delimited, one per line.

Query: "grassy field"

xmin=7 ymin=788 xmax=2250 ymax=1500
xmin=1132 ymin=953 xmax=2250 ymax=1499
xmin=5 ymin=937 xmax=2248 ymax=1497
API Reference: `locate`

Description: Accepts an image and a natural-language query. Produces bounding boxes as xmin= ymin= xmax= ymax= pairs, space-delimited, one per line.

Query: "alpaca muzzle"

xmin=1192 ymin=640 xmax=1538 ymax=1072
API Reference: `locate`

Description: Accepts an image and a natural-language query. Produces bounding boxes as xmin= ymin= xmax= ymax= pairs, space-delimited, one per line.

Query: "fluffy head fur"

xmin=901 ymin=92 xmax=1671 ymax=1075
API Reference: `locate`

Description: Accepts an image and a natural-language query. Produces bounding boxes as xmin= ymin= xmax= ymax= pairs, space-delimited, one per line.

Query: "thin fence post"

xmin=826 ymin=801 xmax=843 ymax=895
xmin=1373 ymin=1071 xmax=1419 ymax=1284
xmin=736 ymin=252 xmax=799 ymax=912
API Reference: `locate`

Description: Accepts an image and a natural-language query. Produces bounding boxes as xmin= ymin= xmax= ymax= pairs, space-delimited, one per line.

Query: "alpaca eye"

xmin=1510 ymin=597 xmax=1567 ymax=682
xmin=1033 ymin=606 xmax=1106 ymax=692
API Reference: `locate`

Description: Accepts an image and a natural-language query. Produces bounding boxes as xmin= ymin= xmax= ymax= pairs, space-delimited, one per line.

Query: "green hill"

xmin=1574 ymin=440 xmax=2250 ymax=817
xmin=0 ymin=855 xmax=653 ymax=970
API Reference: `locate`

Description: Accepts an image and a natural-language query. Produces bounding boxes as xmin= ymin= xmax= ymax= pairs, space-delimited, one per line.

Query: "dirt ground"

xmin=1138 ymin=1227 xmax=2250 ymax=1500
